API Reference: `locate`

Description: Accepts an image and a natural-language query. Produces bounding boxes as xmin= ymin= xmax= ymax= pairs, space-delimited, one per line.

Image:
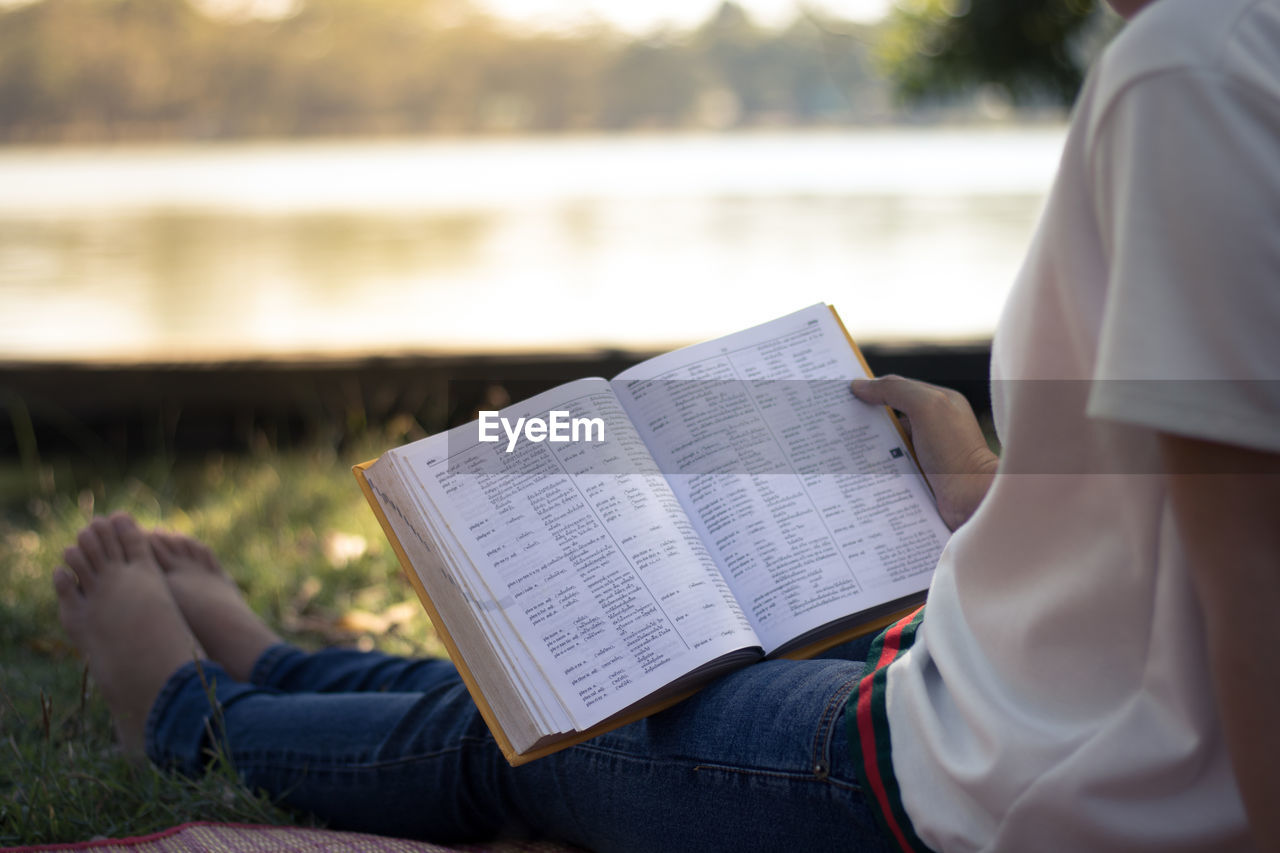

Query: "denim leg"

xmin=146 ymin=653 xmax=892 ymax=852
xmin=249 ymin=643 xmax=458 ymax=694
xmin=518 ymin=657 xmax=891 ymax=853
xmin=147 ymin=656 xmax=506 ymax=839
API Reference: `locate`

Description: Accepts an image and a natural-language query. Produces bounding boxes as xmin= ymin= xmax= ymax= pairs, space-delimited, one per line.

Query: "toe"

xmin=53 ymin=566 xmax=86 ymax=636
xmin=150 ymin=532 xmax=176 ymax=568
xmin=91 ymin=516 xmax=124 ymax=562
xmin=76 ymin=525 xmax=108 ymax=571
xmin=53 ymin=565 xmax=82 ymax=601
xmin=154 ymin=532 xmax=192 ymax=570
xmin=112 ymin=514 xmax=151 ymax=563
xmin=64 ymin=545 xmax=96 ymax=592
xmin=193 ymin=541 xmax=221 ymax=573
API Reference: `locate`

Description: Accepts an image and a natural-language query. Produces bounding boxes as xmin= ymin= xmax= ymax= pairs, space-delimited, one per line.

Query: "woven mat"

xmin=2 ymin=823 xmax=586 ymax=853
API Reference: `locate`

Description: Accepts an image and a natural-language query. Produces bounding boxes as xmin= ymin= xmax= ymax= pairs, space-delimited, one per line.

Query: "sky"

xmin=472 ymin=0 xmax=895 ymax=34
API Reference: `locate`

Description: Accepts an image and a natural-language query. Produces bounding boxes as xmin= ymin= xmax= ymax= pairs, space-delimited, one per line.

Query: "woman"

xmin=55 ymin=0 xmax=1279 ymax=849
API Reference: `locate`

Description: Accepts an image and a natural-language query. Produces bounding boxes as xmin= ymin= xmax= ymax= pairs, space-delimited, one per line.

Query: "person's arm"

xmin=851 ymin=375 xmax=999 ymax=530
xmin=1160 ymin=433 xmax=1280 ymax=852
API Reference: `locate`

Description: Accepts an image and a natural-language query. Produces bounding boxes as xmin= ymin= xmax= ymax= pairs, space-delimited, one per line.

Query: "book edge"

xmin=353 ymin=459 xmax=527 ymax=764
xmin=827 ymin=304 xmax=918 ymax=461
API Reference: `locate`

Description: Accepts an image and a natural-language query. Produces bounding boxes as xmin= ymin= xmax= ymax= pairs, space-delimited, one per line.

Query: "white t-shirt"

xmin=877 ymin=1 xmax=1280 ymax=850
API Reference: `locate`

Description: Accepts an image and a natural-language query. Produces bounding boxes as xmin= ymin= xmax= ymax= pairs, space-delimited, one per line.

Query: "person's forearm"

xmin=1162 ymin=435 xmax=1280 ymax=851
xmin=1199 ymin=596 xmax=1280 ymax=852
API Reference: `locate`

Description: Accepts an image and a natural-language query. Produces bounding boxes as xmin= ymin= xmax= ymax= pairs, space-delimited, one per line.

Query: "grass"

xmin=0 ymin=426 xmax=449 ymax=846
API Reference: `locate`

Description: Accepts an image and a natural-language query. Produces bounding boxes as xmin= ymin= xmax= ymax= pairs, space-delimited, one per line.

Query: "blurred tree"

xmin=598 ymin=35 xmax=703 ymax=129
xmin=0 ymin=0 xmax=207 ymax=138
xmin=691 ymin=2 xmax=883 ymax=126
xmin=2 ymin=0 xmax=1095 ymax=141
xmin=789 ymin=13 xmax=888 ymax=121
xmin=878 ymin=0 xmax=1122 ymax=106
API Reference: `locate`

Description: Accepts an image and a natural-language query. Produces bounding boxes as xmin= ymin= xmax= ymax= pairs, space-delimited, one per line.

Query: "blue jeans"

xmin=145 ymin=638 xmax=891 ymax=853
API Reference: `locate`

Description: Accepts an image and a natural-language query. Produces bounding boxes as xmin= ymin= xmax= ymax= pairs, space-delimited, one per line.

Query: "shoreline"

xmin=0 ymin=344 xmax=992 ymax=459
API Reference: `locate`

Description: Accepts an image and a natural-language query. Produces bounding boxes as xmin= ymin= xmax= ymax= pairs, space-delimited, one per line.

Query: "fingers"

xmin=851 ymin=375 xmax=990 ymax=470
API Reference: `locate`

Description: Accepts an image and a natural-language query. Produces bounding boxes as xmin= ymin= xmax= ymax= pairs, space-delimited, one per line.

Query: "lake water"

xmin=0 ymin=128 xmax=1066 ymax=361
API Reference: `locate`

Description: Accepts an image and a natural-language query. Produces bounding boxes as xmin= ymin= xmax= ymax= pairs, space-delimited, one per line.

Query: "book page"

xmin=391 ymin=378 xmax=759 ymax=730
xmin=612 ymin=305 xmax=950 ymax=653
xmin=397 ymin=472 xmax=576 ymax=737
xmin=362 ymin=461 xmax=573 ymax=751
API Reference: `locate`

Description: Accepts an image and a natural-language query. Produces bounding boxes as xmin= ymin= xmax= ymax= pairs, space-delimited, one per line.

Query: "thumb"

xmin=848 ymin=377 xmax=880 ymax=403
xmin=850 ymin=375 xmax=929 ymax=412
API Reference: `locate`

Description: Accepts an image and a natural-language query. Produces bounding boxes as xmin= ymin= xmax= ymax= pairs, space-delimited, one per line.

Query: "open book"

xmin=355 ymin=304 xmax=949 ymax=765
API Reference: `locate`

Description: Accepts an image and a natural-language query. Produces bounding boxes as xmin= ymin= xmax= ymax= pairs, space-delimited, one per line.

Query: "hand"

xmin=851 ymin=375 xmax=999 ymax=530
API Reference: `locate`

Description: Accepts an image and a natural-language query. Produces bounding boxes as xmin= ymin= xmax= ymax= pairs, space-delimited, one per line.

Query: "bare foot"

xmin=150 ymin=529 xmax=281 ymax=683
xmin=54 ymin=513 xmax=204 ymax=755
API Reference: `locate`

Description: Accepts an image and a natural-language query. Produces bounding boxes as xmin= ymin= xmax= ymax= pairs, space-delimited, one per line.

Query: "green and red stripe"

xmin=847 ymin=606 xmax=933 ymax=853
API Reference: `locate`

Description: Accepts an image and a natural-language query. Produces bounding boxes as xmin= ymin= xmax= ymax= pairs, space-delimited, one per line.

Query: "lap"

xmin=520 ymin=656 xmax=886 ymax=852
xmin=151 ymin=646 xmax=891 ymax=852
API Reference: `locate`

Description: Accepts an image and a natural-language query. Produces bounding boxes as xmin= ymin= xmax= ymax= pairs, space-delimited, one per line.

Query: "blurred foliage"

xmin=0 ymin=0 xmax=892 ymax=142
xmin=878 ymin=0 xmax=1122 ymax=106
xmin=0 ymin=0 xmax=1123 ymax=142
